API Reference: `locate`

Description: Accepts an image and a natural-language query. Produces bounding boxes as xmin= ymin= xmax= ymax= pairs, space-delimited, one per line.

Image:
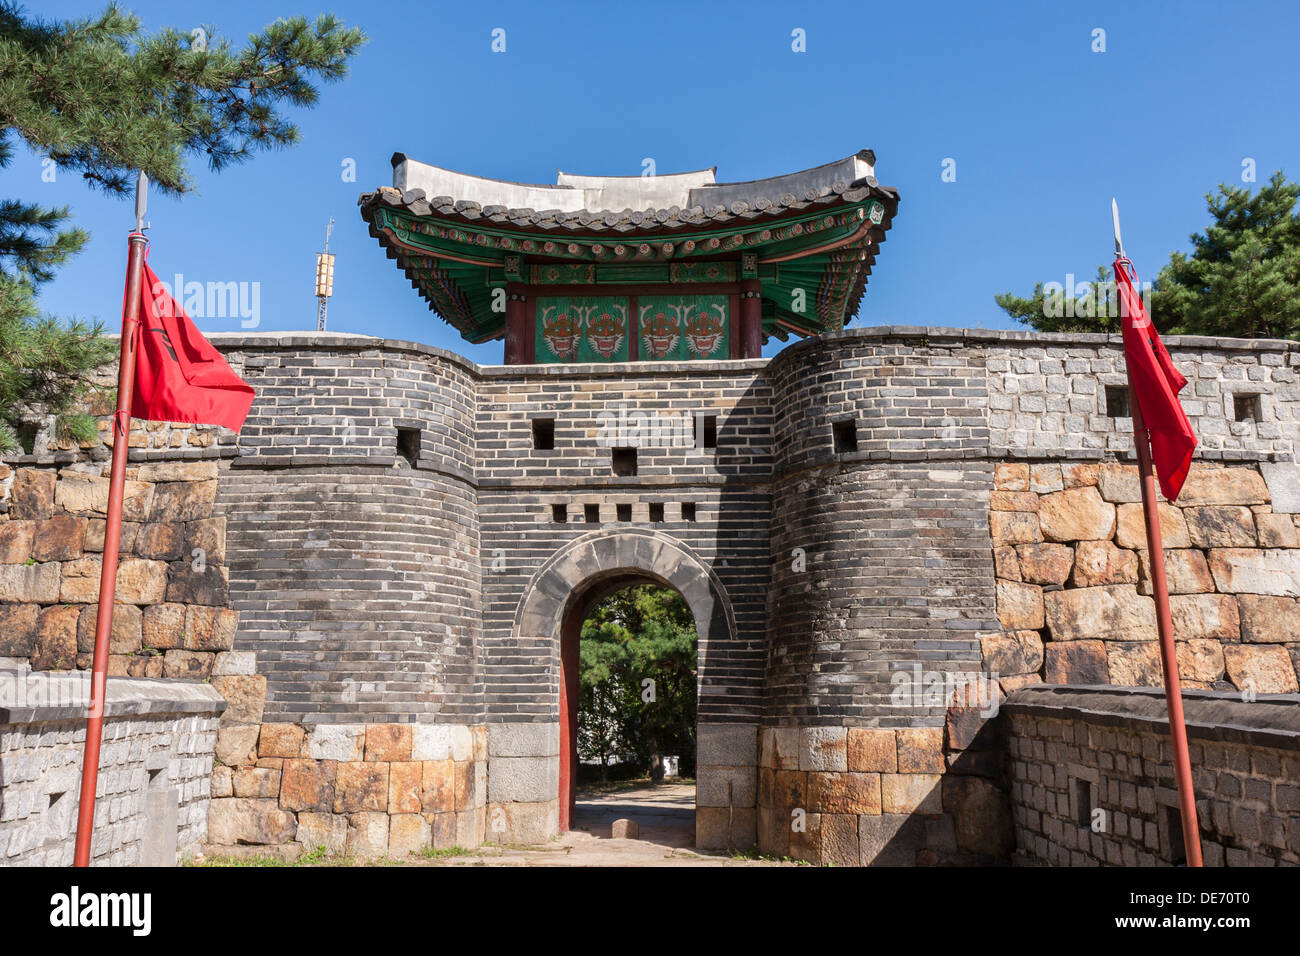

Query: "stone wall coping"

xmin=1 ymin=443 xmax=238 ymax=468
xmin=1002 ymin=684 xmax=1300 ymax=750
xmin=205 ymin=331 xmax=770 ymax=378
xmin=198 ymin=326 xmax=1299 ymax=381
xmin=204 ymin=331 xmax=482 ymax=375
xmin=0 ymin=662 xmax=227 ymax=725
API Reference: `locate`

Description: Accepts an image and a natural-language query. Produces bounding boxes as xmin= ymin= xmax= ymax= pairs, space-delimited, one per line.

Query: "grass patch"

xmin=190 ymin=844 xmax=346 ymax=867
xmin=725 ymin=847 xmax=815 ymax=865
xmin=576 ymin=776 xmax=695 ymax=797
xmin=418 ymin=845 xmax=471 ymax=860
xmin=189 ymin=853 xmax=298 ymax=868
xmin=193 ymin=844 xmax=484 ymax=868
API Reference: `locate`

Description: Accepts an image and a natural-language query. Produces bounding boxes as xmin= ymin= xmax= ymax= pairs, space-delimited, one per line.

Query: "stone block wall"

xmin=485 ymin=722 xmax=559 ymax=843
xmin=205 ymin=718 xmax=487 ymax=857
xmin=0 ymin=660 xmax=224 ymax=865
xmin=1003 ymin=685 xmax=1300 ymax=866
xmin=0 ymin=452 xmax=240 ymax=679
xmin=754 ymin=718 xmax=1011 ymax=864
xmin=990 ymin=460 xmax=1300 ymax=693
xmin=695 ymin=723 xmax=758 ymax=849
xmin=766 ymin=460 xmax=996 ymax=724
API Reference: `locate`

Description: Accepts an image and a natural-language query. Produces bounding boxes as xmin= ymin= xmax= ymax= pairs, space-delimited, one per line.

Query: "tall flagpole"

xmin=1113 ymin=199 xmax=1203 ymax=867
xmin=73 ymin=172 xmax=149 ymax=867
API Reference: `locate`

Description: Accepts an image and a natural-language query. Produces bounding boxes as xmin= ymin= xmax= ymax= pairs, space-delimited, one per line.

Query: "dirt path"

xmin=419 ymin=783 xmax=795 ymax=867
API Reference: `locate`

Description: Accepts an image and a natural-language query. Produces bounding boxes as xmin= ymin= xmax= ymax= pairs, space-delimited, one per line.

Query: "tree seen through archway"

xmin=578 ymin=584 xmax=697 ymax=784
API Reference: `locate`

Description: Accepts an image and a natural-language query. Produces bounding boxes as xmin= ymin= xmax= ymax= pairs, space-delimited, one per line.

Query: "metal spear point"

xmin=1112 ymin=197 xmax=1125 ymax=258
xmin=134 ymin=171 xmax=149 ymax=233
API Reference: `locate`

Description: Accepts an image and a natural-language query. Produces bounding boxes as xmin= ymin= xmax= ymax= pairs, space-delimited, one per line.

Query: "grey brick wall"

xmin=765 ymin=333 xmax=1000 ymax=727
xmin=767 ymin=461 xmax=995 ymax=726
xmin=218 ymin=463 xmax=480 ymax=723
xmin=475 ymin=362 xmax=772 ymax=723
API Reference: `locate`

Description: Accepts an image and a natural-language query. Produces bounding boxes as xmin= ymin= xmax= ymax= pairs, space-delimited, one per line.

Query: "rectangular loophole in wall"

xmin=532 ymin=417 xmax=555 ymax=450
xmin=396 ymin=427 xmax=421 ymax=467
xmin=612 ymin=447 xmax=637 ymax=476
xmin=551 ymin=503 xmax=567 ymax=523
xmin=1163 ymin=804 xmax=1187 ymax=866
xmin=832 ymin=418 xmax=858 ymax=454
xmin=681 ymin=502 xmax=696 ymax=522
xmin=616 ymin=503 xmax=632 ymax=522
xmin=1104 ymin=385 xmax=1130 ymax=417
xmin=694 ymin=413 xmax=717 ymax=449
xmin=1233 ymin=393 xmax=1262 ymax=423
xmin=649 ymin=502 xmax=664 ymax=523
xmin=584 ymin=503 xmax=600 ymax=523
xmin=1073 ymin=778 xmax=1092 ymax=828
xmin=46 ymin=790 xmax=69 ymax=834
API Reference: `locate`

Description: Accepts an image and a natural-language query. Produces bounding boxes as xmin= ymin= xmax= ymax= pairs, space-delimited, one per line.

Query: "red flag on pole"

xmin=1111 ymin=200 xmax=1203 ymax=866
xmin=129 ymin=254 xmax=255 ymax=430
xmin=76 ymin=219 xmax=256 ymax=866
xmin=1113 ymin=256 xmax=1197 ymax=500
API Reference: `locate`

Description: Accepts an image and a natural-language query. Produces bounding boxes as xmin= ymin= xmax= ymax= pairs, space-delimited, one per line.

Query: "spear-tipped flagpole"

xmin=1113 ymin=199 xmax=1203 ymax=867
xmin=73 ymin=172 xmax=150 ymax=867
xmin=1112 ymin=197 xmax=1125 ymax=258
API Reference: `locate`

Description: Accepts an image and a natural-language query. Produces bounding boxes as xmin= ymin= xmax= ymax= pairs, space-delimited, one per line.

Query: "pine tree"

xmin=579 ymin=585 xmax=698 ymax=781
xmin=994 ymin=265 xmax=1126 ymax=335
xmin=0 ymin=133 xmax=108 ymax=451
xmin=995 ymin=172 xmax=1300 ymax=341
xmin=0 ymin=3 xmax=365 ymax=451
xmin=1159 ymin=172 xmax=1300 ymax=340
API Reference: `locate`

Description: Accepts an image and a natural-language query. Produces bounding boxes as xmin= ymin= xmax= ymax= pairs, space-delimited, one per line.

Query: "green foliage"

xmin=578 ymin=585 xmax=697 ymax=781
xmin=1158 ymin=172 xmax=1300 ymax=340
xmin=0 ymin=4 xmax=364 ymax=452
xmin=0 ymin=3 xmax=366 ymax=196
xmin=995 ymin=172 xmax=1300 ymax=341
xmin=0 ymin=267 xmax=112 ymax=452
xmin=418 ymin=845 xmax=470 ymax=860
xmin=994 ymin=264 xmax=1123 ymax=335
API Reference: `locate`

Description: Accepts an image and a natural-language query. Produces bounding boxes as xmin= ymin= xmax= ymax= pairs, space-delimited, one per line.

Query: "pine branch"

xmin=0 ymin=4 xmax=366 ymax=195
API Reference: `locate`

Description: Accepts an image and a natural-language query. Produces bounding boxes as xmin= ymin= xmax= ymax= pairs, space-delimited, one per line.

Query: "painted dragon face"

xmin=642 ymin=310 xmax=679 ymax=359
xmin=587 ymin=310 xmax=625 ymax=359
xmin=685 ymin=305 xmax=725 ymax=358
xmin=542 ymin=311 xmax=579 ymax=359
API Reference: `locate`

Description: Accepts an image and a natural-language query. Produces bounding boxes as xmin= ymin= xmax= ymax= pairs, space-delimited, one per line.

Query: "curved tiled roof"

xmin=363 ymin=149 xmax=898 ymax=233
xmin=357 ymin=151 xmax=900 ymax=345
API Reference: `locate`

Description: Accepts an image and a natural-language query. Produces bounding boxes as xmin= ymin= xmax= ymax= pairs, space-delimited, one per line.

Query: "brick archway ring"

xmin=511 ymin=528 xmax=736 ymax=645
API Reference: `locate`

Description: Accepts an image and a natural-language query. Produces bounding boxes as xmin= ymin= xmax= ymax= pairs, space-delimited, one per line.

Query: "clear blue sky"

xmin=17 ymin=0 xmax=1300 ymax=363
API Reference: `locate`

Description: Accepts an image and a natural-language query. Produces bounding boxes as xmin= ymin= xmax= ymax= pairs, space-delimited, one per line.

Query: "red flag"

xmin=1114 ymin=256 xmax=1196 ymax=500
xmin=127 ymin=252 xmax=255 ymax=431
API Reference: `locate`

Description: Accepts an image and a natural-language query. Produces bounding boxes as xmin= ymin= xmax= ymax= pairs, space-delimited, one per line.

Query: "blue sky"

xmin=15 ymin=0 xmax=1300 ymax=363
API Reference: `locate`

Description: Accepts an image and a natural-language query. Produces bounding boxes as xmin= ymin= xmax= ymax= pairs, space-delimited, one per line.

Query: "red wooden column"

xmin=739 ymin=280 xmax=763 ymax=358
xmin=558 ymin=600 xmax=582 ymax=831
xmin=503 ymin=284 xmax=529 ymax=364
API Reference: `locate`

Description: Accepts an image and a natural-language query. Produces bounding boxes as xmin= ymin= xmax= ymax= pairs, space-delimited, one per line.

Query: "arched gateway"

xmin=511 ymin=530 xmax=736 ymax=831
xmin=212 ymin=149 xmax=1037 ymax=865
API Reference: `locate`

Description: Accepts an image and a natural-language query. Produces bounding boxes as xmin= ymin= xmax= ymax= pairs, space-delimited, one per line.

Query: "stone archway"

xmin=506 ymin=529 xmax=737 ymax=838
